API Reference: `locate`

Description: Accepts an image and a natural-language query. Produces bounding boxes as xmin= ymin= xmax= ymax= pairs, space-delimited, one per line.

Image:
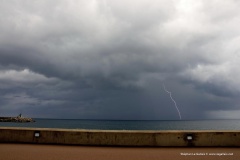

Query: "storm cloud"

xmin=0 ymin=0 xmax=240 ymax=119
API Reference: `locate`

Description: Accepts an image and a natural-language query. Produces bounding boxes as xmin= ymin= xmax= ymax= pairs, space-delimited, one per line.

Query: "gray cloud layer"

xmin=1 ymin=0 xmax=240 ymax=119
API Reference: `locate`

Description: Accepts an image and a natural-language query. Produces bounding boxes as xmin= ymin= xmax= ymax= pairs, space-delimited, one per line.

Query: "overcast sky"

xmin=0 ymin=0 xmax=240 ymax=120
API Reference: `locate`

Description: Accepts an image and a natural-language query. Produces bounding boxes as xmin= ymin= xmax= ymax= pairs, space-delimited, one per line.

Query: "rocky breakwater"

xmin=0 ymin=116 xmax=35 ymax=123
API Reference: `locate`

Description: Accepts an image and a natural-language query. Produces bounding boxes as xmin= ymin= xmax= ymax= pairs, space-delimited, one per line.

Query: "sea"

xmin=0 ymin=119 xmax=240 ymax=130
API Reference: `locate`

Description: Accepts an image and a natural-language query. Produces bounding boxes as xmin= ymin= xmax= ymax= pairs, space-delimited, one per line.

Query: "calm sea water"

xmin=0 ymin=119 xmax=240 ymax=130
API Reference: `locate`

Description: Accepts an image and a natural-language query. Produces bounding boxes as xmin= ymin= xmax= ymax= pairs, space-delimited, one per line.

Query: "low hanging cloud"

xmin=0 ymin=0 xmax=240 ymax=119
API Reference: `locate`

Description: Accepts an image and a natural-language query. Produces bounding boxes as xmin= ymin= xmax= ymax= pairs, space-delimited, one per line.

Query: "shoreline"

xmin=1 ymin=126 xmax=240 ymax=132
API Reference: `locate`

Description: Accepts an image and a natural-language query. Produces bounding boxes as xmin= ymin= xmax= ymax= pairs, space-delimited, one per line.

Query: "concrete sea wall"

xmin=0 ymin=127 xmax=240 ymax=147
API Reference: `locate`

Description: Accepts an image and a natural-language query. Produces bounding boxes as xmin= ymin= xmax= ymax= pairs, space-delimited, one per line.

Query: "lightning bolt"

xmin=163 ymin=83 xmax=182 ymax=120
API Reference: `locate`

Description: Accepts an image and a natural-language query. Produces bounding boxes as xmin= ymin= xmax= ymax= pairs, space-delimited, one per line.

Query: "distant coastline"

xmin=0 ymin=114 xmax=35 ymax=123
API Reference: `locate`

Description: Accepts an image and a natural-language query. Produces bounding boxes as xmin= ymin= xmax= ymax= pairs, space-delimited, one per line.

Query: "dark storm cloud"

xmin=1 ymin=0 xmax=240 ymax=119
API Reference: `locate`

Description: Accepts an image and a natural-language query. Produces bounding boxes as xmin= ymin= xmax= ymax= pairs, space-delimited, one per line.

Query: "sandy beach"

xmin=0 ymin=143 xmax=239 ymax=160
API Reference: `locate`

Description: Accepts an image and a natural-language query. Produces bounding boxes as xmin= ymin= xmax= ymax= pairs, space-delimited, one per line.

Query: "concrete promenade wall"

xmin=0 ymin=127 xmax=240 ymax=147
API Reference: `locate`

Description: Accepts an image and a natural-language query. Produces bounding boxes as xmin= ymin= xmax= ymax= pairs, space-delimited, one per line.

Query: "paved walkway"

xmin=0 ymin=143 xmax=239 ymax=160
